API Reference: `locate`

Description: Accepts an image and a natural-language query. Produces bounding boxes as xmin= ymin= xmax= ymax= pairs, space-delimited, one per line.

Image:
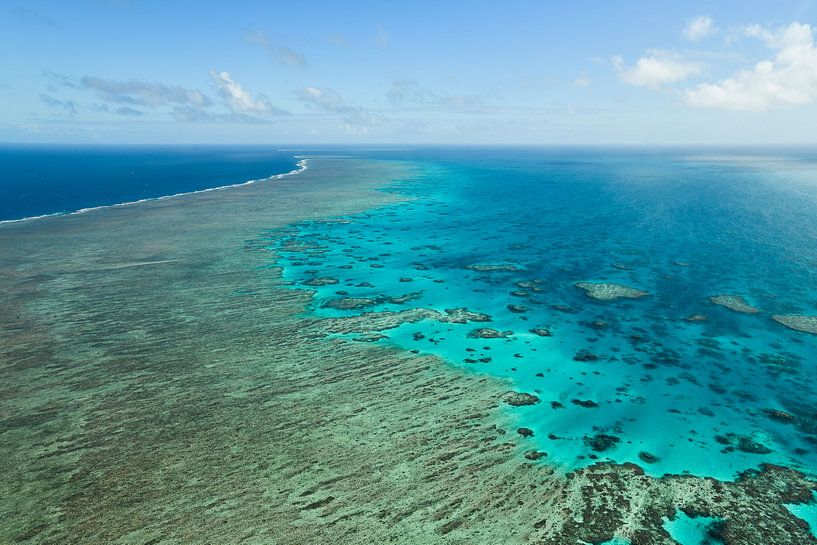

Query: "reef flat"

xmin=710 ymin=295 xmax=761 ymax=314
xmin=773 ymin=315 xmax=817 ymax=335
xmin=575 ymin=282 xmax=650 ymax=301
xmin=2 ymin=156 xmax=817 ymax=544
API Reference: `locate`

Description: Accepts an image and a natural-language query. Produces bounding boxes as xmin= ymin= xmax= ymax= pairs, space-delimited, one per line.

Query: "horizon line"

xmin=4 ymin=142 xmax=817 ymax=149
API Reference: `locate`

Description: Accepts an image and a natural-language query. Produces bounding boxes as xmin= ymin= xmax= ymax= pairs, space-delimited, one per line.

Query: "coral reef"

xmin=3 ymin=157 xmax=817 ymax=545
xmin=773 ymin=315 xmax=817 ymax=335
xmin=504 ymin=392 xmax=541 ymax=406
xmin=465 ymin=263 xmax=523 ymax=272
xmin=710 ymin=295 xmax=760 ymax=314
xmin=575 ymin=282 xmax=649 ymax=301
xmin=468 ymin=328 xmax=513 ymax=339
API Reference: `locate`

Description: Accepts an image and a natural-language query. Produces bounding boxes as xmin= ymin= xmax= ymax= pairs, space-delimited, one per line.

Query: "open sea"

xmin=0 ymin=145 xmax=299 ymax=222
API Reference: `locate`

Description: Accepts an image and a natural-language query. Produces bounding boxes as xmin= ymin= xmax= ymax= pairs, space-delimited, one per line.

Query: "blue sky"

xmin=2 ymin=0 xmax=817 ymax=144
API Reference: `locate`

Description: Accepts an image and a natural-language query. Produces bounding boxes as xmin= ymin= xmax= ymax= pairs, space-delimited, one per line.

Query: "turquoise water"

xmin=787 ymin=493 xmax=817 ymax=535
xmin=271 ymin=149 xmax=817 ymax=481
xmin=663 ymin=511 xmax=724 ymax=545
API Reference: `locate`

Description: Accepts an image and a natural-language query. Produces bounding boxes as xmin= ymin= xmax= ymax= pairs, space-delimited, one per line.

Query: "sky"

xmin=2 ymin=0 xmax=817 ymax=145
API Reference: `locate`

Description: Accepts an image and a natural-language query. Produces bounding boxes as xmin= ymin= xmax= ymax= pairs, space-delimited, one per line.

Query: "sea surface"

xmin=271 ymin=147 xmax=817 ymax=482
xmin=0 ymin=145 xmax=299 ymax=222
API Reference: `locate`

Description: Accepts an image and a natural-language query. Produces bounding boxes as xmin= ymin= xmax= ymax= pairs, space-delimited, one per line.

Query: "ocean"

xmin=0 ymin=145 xmax=299 ymax=222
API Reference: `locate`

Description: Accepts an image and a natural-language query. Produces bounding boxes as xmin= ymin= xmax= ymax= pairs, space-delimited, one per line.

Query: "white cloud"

xmin=574 ymin=74 xmax=590 ymax=87
xmin=209 ymin=69 xmax=279 ymax=113
xmin=685 ymin=22 xmax=817 ymax=111
xmin=613 ymin=51 xmax=703 ymax=88
xmin=683 ymin=16 xmax=716 ymax=42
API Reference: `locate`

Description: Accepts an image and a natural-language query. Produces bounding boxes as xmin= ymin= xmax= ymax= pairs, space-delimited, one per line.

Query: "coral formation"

xmin=773 ymin=315 xmax=817 ymax=335
xmin=575 ymin=282 xmax=649 ymax=301
xmin=710 ymin=295 xmax=760 ymax=314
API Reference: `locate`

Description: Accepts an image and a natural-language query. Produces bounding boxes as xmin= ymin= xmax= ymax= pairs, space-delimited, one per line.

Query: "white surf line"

xmin=95 ymin=260 xmax=181 ymax=270
xmin=0 ymin=157 xmax=309 ymax=226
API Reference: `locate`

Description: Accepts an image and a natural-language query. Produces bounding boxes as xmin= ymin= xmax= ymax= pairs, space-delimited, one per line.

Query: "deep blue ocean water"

xmin=0 ymin=145 xmax=298 ymax=222
xmin=271 ymin=148 xmax=817 ymax=481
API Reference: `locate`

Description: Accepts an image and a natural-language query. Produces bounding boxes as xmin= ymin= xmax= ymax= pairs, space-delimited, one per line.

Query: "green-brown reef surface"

xmin=1 ymin=158 xmax=815 ymax=544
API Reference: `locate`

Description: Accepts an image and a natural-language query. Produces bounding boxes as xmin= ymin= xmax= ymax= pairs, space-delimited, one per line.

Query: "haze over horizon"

xmin=3 ymin=0 xmax=817 ymax=145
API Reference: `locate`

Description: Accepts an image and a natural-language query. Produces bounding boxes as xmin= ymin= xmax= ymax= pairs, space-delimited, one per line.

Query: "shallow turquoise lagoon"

xmin=271 ymin=149 xmax=817 ymax=481
xmin=663 ymin=511 xmax=724 ymax=545
xmin=787 ymin=493 xmax=817 ymax=535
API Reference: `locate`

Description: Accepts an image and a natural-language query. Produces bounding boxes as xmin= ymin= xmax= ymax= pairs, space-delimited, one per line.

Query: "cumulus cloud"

xmin=685 ymin=22 xmax=817 ymax=110
xmin=78 ymin=76 xmax=210 ymax=107
xmin=245 ymin=30 xmax=306 ymax=65
xmin=209 ymin=69 xmax=284 ymax=114
xmin=612 ymin=51 xmax=703 ymax=88
xmin=683 ymin=16 xmax=716 ymax=41
xmin=44 ymin=69 xmax=286 ymax=123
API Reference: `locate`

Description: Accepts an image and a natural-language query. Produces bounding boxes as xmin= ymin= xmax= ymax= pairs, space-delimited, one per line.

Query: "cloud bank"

xmin=79 ymin=77 xmax=210 ymax=107
xmin=685 ymin=23 xmax=817 ymax=111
